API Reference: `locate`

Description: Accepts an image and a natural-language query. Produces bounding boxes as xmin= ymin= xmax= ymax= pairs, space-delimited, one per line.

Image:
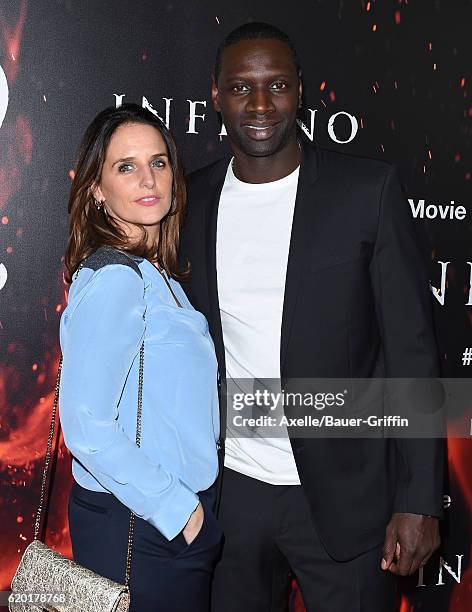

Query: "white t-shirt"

xmin=216 ymin=160 xmax=301 ymax=485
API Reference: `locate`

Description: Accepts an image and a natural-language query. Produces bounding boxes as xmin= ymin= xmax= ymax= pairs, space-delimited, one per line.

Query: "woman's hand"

xmin=182 ymin=502 xmax=204 ymax=545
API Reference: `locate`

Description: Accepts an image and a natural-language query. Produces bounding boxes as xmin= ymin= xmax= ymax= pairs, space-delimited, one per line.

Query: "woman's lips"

xmin=134 ymin=196 xmax=161 ymax=206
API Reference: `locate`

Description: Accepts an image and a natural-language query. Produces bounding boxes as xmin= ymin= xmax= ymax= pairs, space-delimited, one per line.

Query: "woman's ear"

xmin=91 ymin=183 xmax=104 ymax=203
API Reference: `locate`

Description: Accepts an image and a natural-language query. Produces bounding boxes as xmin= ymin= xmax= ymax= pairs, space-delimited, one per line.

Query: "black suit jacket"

xmin=179 ymin=141 xmax=444 ymax=561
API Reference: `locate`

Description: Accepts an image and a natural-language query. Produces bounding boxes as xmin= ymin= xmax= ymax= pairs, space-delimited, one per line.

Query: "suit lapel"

xmin=280 ymin=142 xmax=320 ymax=373
xmin=205 ymin=160 xmax=228 ymax=377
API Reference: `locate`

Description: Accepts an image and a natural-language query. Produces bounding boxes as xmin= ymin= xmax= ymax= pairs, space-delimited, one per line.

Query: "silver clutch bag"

xmin=9 ymin=254 xmax=145 ymax=612
xmin=9 ymin=540 xmax=130 ymax=612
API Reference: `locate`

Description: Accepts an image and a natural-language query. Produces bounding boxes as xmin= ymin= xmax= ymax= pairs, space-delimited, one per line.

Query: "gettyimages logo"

xmin=232 ymin=389 xmax=347 ymax=412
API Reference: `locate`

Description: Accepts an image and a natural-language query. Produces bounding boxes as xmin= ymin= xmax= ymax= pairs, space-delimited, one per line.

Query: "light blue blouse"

xmin=59 ymin=254 xmax=220 ymax=540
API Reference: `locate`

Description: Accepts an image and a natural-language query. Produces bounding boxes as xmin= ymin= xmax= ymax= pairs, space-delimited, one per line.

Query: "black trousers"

xmin=211 ymin=468 xmax=397 ymax=612
xmin=68 ymin=481 xmax=222 ymax=612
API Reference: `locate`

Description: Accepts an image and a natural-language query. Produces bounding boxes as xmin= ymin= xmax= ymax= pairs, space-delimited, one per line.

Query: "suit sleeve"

xmin=369 ymin=166 xmax=444 ymax=518
xmin=59 ymin=264 xmax=199 ymax=539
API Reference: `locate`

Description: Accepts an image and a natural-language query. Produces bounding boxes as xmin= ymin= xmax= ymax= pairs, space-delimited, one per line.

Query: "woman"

xmin=59 ymin=103 xmax=221 ymax=612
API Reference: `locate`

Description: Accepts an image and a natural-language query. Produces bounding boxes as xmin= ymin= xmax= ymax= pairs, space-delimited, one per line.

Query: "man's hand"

xmin=182 ymin=502 xmax=204 ymax=545
xmin=381 ymin=512 xmax=440 ymax=575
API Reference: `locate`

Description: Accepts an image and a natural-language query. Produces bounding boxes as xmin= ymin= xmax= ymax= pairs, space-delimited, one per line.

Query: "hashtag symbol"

xmin=462 ymin=348 xmax=472 ymax=366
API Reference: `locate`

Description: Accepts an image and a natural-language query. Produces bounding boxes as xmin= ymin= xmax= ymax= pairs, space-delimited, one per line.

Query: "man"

xmin=180 ymin=22 xmax=443 ymax=612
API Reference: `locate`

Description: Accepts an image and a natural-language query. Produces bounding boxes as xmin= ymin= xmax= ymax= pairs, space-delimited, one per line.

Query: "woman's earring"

xmin=94 ymin=198 xmax=104 ymax=210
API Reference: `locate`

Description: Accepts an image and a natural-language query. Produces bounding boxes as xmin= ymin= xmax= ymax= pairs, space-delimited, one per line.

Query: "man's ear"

xmin=211 ymin=74 xmax=221 ymax=113
xmin=298 ymin=71 xmax=303 ymax=108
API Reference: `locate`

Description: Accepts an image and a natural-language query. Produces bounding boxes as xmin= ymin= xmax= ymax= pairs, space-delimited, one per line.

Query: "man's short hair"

xmin=214 ymin=22 xmax=300 ymax=82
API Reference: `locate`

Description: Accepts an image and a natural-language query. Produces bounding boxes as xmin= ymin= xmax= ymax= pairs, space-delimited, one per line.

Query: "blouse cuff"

xmin=147 ymin=481 xmax=200 ymax=540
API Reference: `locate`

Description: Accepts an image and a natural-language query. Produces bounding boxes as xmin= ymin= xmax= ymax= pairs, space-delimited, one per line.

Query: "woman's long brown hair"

xmin=65 ymin=103 xmax=188 ymax=284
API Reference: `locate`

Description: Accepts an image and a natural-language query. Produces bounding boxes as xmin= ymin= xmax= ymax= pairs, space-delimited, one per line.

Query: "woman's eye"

xmin=151 ymin=158 xmax=165 ymax=168
xmin=118 ymin=163 xmax=133 ymax=173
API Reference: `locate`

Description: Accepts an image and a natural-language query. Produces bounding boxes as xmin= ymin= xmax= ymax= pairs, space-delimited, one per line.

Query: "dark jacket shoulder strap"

xmin=83 ymin=247 xmax=143 ymax=278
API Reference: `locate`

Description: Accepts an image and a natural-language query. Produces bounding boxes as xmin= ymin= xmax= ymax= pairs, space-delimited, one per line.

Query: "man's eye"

xmin=233 ymin=84 xmax=249 ymax=93
xmin=118 ymin=163 xmax=133 ymax=173
xmin=271 ymin=81 xmax=287 ymax=90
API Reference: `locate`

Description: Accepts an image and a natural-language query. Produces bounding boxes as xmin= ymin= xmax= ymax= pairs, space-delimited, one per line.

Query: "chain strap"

xmin=33 ymin=356 xmax=63 ymax=539
xmin=34 ymin=341 xmax=145 ymax=589
xmin=124 ymin=341 xmax=144 ymax=587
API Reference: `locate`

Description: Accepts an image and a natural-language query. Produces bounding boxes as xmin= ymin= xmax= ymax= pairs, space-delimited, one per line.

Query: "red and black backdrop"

xmin=0 ymin=1 xmax=470 ymax=610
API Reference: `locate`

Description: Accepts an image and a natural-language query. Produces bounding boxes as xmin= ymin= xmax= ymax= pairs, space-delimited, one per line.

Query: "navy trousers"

xmin=68 ymin=481 xmax=222 ymax=612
